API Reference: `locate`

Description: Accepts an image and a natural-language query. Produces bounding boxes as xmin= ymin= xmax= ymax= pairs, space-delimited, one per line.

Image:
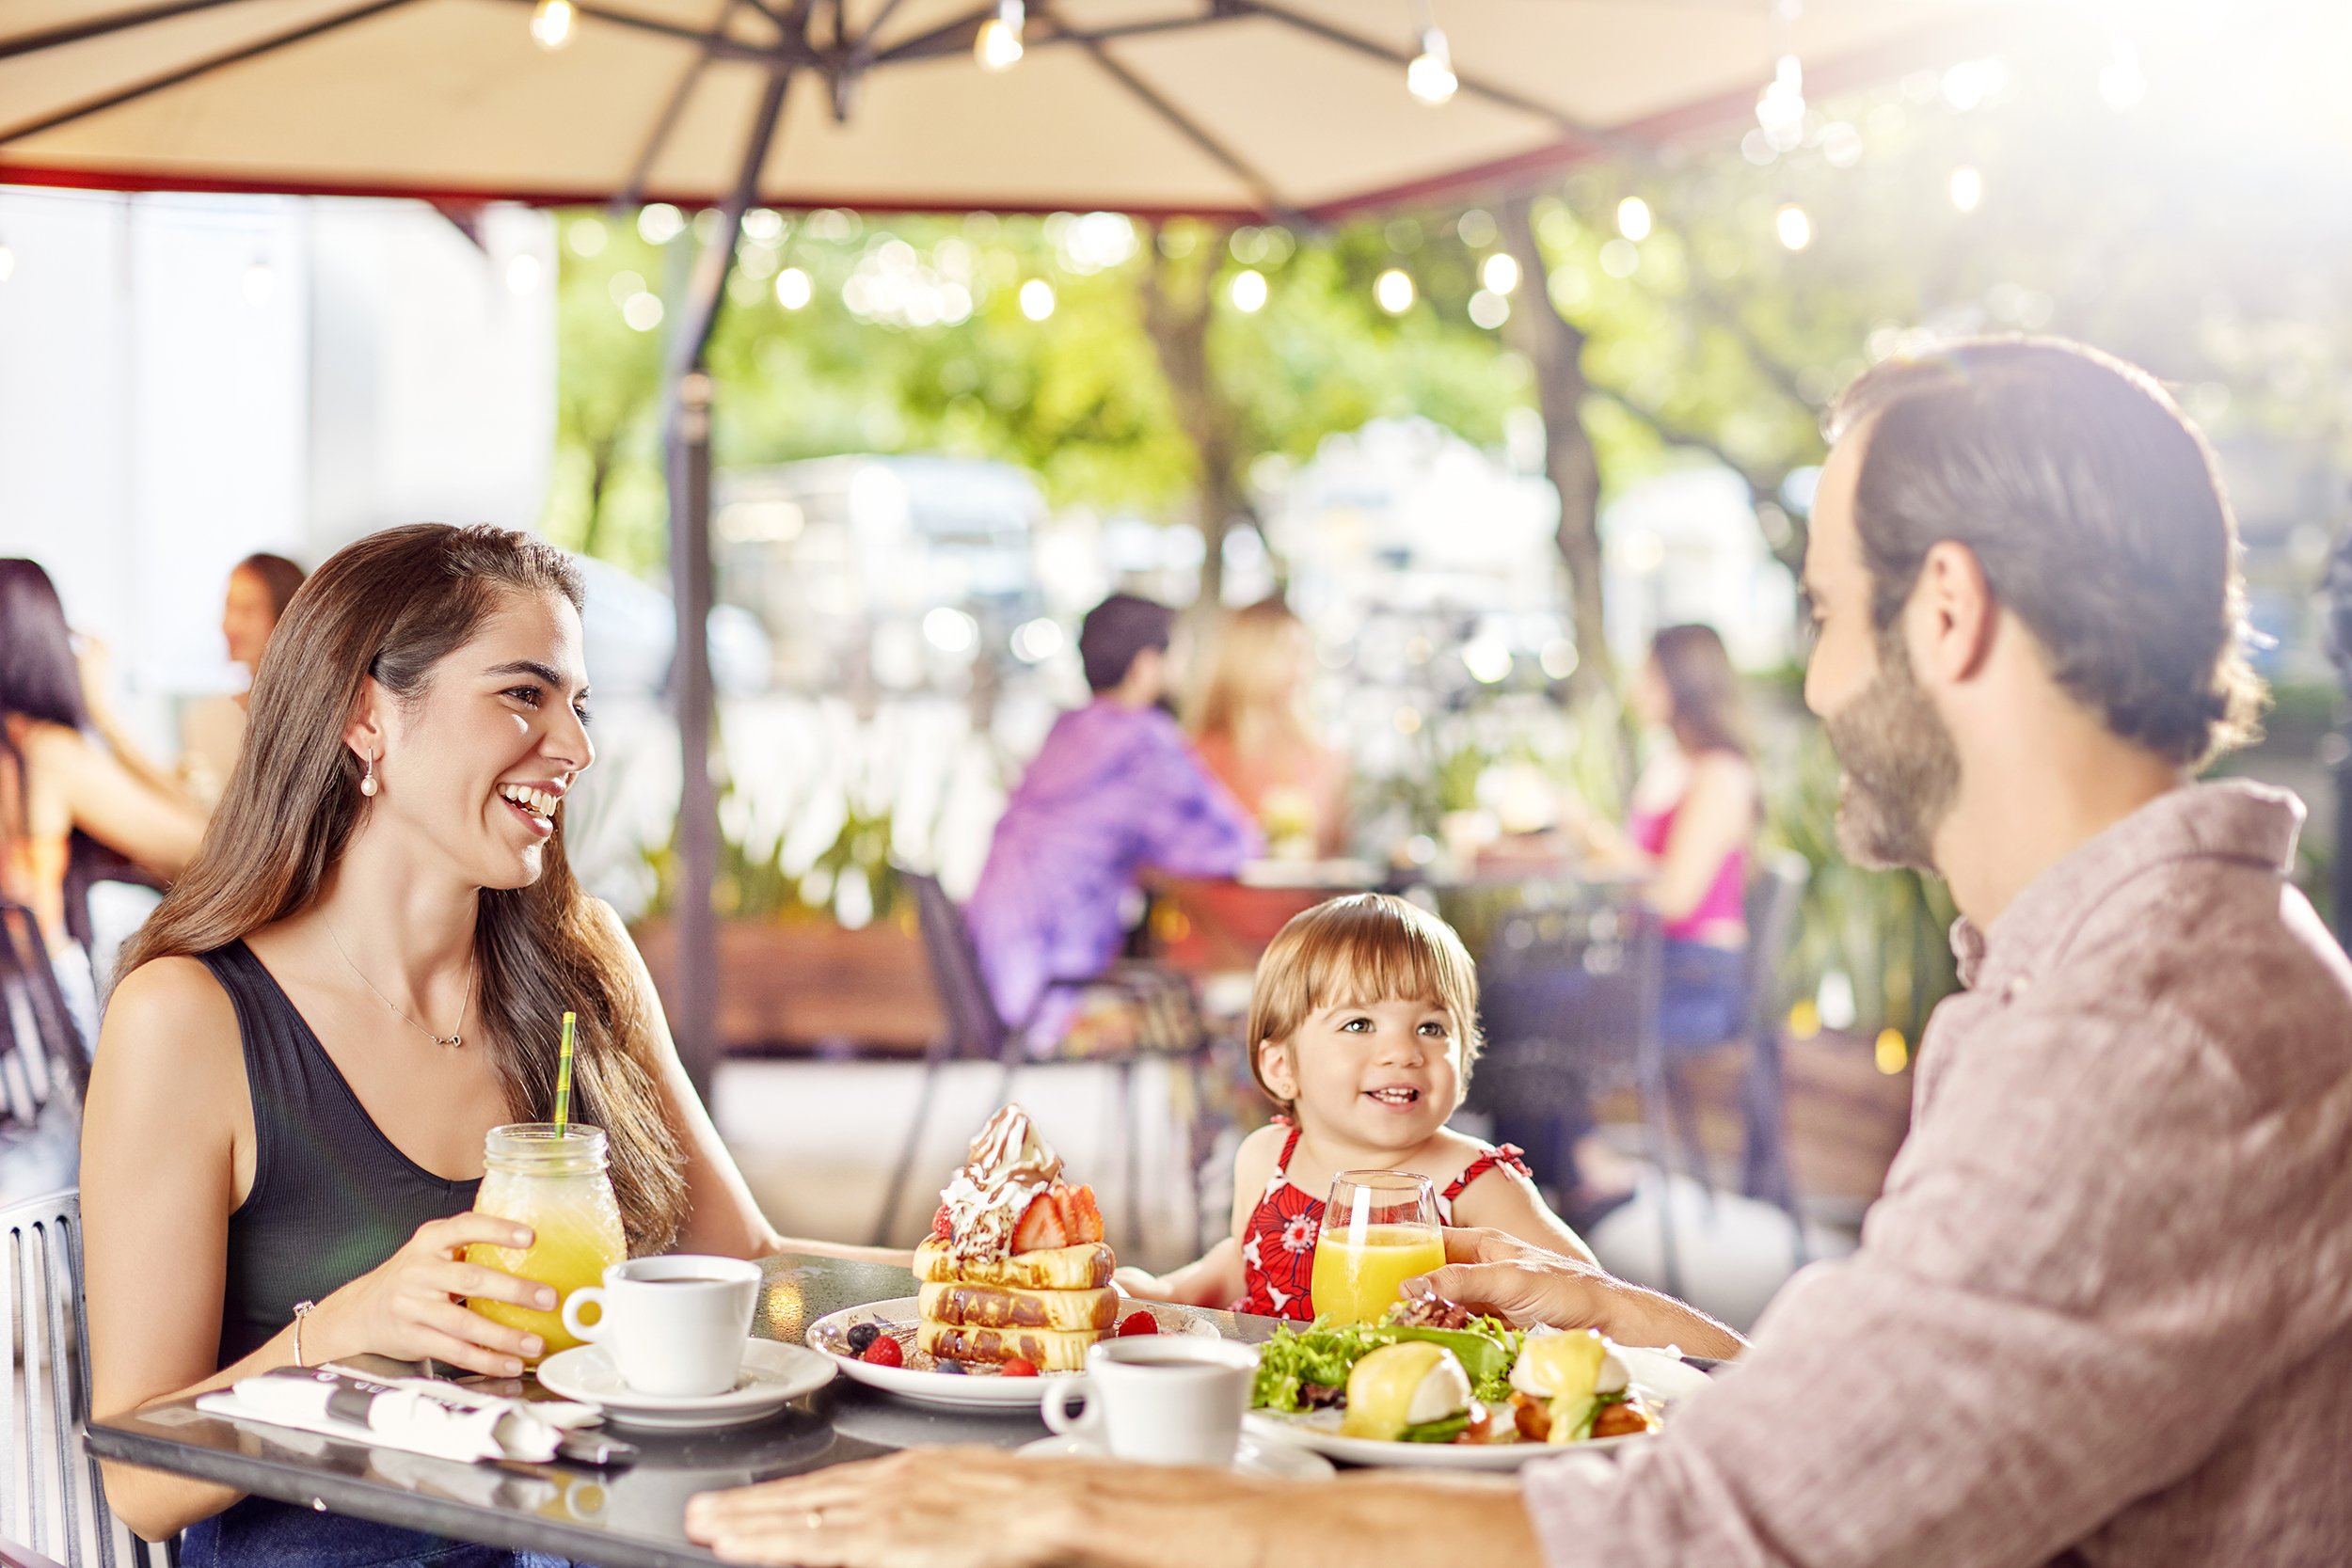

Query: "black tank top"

xmin=199 ymin=941 xmax=482 ymax=1366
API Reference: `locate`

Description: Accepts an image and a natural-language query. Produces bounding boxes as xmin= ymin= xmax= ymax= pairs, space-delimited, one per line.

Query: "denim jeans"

xmin=183 ymin=1496 xmax=581 ymax=1568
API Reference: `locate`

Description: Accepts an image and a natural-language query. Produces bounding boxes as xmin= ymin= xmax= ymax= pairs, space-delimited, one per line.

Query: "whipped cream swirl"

xmin=939 ymin=1104 xmax=1063 ymax=1261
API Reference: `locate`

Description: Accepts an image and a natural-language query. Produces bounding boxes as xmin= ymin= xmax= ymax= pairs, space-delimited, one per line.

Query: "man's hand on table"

xmin=1412 ymin=1228 xmax=1749 ymax=1362
xmin=687 ymin=1447 xmax=1539 ymax=1568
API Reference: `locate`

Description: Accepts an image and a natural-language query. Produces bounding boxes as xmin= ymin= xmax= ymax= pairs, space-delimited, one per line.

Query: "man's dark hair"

xmin=1077 ymin=593 xmax=1176 ymax=693
xmin=1830 ymin=337 xmax=2263 ymax=768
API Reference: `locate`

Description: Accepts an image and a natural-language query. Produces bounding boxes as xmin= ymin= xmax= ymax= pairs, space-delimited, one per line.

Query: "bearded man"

xmin=688 ymin=339 xmax=2352 ymax=1567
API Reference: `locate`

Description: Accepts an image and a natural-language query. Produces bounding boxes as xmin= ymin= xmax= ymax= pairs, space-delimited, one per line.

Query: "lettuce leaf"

xmin=1250 ymin=1316 xmax=1523 ymax=1413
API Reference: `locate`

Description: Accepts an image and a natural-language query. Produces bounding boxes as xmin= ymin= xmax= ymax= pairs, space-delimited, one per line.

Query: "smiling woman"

xmin=78 ymin=525 xmax=825 ymax=1567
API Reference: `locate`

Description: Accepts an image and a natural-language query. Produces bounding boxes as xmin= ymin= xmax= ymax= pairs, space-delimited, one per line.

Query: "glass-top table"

xmin=87 ymin=1251 xmax=1278 ymax=1568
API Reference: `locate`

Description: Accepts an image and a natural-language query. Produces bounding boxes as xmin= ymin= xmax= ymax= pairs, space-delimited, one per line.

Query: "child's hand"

xmin=1112 ymin=1266 xmax=1173 ymax=1302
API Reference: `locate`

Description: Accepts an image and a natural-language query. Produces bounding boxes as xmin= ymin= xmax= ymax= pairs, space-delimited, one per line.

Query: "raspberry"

xmin=1000 ymin=1356 xmax=1038 ymax=1377
xmin=930 ymin=1204 xmax=952 ymax=1243
xmin=861 ymin=1334 xmax=904 ymax=1368
xmin=1117 ymin=1311 xmax=1158 ymax=1338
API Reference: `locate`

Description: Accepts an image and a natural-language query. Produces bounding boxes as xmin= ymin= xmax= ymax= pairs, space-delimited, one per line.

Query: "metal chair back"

xmin=1740 ymin=851 xmax=1811 ymax=1041
xmin=0 ymin=904 xmax=87 ymax=1132
xmin=0 ymin=1189 xmax=173 ymax=1567
xmin=1473 ymin=900 xmax=1667 ymax=1111
xmin=898 ymin=869 xmax=1013 ymax=1063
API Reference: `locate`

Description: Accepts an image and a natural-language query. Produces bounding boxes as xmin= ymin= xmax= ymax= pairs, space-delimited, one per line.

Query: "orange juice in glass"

xmin=466 ymin=1123 xmax=626 ymax=1360
xmin=1311 ymin=1170 xmax=1444 ymax=1325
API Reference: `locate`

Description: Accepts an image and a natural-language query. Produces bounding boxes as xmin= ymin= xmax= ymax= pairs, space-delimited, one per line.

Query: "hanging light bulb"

xmin=977 ymin=0 xmax=1025 ymax=72
xmin=1756 ymin=53 xmax=1805 ymax=150
xmin=1406 ymin=27 xmax=1456 ymax=105
xmin=1775 ymin=202 xmax=1813 ymax=251
xmin=1375 ymin=268 xmax=1415 ymax=314
xmin=530 ymin=0 xmax=576 ymax=51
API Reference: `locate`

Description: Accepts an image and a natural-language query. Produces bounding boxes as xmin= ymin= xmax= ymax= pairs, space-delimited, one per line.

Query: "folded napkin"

xmin=197 ymin=1365 xmax=603 ymax=1465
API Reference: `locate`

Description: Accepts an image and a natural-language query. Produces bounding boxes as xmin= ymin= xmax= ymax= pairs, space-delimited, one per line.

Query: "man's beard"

xmin=1824 ymin=626 xmax=1962 ymax=873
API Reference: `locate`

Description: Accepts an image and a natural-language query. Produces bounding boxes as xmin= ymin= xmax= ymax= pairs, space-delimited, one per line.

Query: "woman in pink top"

xmin=1490 ymin=625 xmax=1760 ymax=1218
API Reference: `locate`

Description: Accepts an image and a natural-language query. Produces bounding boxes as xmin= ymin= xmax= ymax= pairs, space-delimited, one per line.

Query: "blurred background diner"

xmin=179 ymin=551 xmax=306 ymax=804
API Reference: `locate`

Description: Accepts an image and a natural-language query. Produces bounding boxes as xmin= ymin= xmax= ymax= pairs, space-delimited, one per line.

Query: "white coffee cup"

xmin=1041 ymin=1337 xmax=1259 ymax=1465
xmin=560 ymin=1255 xmax=761 ymax=1397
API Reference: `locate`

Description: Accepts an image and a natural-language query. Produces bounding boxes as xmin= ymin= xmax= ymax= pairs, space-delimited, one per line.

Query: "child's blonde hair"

xmin=1246 ymin=893 xmax=1484 ymax=1113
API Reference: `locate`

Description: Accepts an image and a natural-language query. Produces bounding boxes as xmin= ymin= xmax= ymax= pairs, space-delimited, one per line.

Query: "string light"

xmin=775 ymin=267 xmax=812 ymax=309
xmin=1375 ymin=268 xmax=1415 ymax=313
xmin=1615 ymin=197 xmax=1652 ymax=242
xmin=1775 ymin=203 xmax=1812 ymax=250
xmin=1406 ymin=27 xmax=1456 ymax=106
xmin=1019 ymin=278 xmax=1056 ymax=320
xmin=1479 ymin=252 xmax=1519 ymax=295
xmin=976 ymin=0 xmax=1024 ymax=73
xmin=1756 ymin=54 xmax=1806 ymax=150
xmin=1230 ymin=269 xmax=1268 ymax=313
xmin=1948 ymin=166 xmax=1983 ymax=213
xmin=530 ymin=0 xmax=576 ymax=52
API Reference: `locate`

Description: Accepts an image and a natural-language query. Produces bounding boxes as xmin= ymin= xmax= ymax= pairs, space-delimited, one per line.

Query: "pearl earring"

xmin=359 ymin=749 xmax=378 ymax=798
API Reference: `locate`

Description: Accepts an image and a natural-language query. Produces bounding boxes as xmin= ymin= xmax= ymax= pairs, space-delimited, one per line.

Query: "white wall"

xmin=0 ymin=186 xmax=554 ymax=740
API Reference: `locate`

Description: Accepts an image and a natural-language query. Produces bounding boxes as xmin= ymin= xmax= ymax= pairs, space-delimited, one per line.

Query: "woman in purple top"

xmin=965 ymin=594 xmax=1262 ymax=1044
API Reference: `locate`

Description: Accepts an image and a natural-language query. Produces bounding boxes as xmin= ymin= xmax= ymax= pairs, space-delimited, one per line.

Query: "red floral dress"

xmin=1234 ymin=1119 xmax=1533 ymax=1320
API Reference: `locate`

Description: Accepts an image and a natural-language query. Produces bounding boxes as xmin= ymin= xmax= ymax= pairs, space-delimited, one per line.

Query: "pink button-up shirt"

xmin=1523 ymin=781 xmax=2352 ymax=1566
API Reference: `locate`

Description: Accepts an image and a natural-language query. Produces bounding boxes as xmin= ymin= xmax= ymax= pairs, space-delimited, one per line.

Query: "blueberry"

xmin=847 ymin=1323 xmax=880 ymax=1354
xmin=935 ymin=1359 xmax=966 ymax=1374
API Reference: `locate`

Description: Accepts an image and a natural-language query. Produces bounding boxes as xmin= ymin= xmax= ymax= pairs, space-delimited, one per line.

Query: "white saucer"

xmin=1017 ymin=1432 xmax=1334 ymax=1480
xmin=535 ymin=1339 xmax=834 ymax=1431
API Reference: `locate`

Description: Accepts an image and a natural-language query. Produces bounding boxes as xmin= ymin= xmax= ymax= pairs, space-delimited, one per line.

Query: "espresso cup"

xmin=1041 ymin=1337 xmax=1259 ymax=1466
xmin=559 ymin=1255 xmax=760 ymax=1397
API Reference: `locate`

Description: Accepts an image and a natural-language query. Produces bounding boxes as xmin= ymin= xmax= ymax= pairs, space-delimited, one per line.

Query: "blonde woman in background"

xmin=1189 ymin=597 xmax=1350 ymax=859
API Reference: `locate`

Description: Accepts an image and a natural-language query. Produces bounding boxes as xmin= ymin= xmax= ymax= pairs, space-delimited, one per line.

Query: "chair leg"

xmin=873 ymin=1059 xmax=946 ymax=1247
xmin=1116 ymin=1060 xmax=1143 ymax=1261
xmin=1743 ymin=1031 xmax=1808 ymax=1268
xmin=1638 ymin=1085 xmax=1683 ymax=1298
xmin=1663 ymin=1062 xmax=1714 ymax=1216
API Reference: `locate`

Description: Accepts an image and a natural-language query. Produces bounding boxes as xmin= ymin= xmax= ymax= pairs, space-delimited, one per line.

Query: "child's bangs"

xmin=1303 ymin=917 xmax=1464 ymax=1021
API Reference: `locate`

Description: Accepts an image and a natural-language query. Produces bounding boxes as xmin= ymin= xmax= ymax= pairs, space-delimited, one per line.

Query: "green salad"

xmin=1251 ymin=1315 xmax=1524 ymax=1412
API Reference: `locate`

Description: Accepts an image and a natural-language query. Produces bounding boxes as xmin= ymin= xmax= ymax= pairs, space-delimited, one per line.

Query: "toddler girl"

xmin=1119 ymin=893 xmax=1593 ymax=1318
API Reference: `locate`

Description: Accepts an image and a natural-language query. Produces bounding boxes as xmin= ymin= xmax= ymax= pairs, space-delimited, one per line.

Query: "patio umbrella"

xmin=0 ymin=0 xmax=1989 ymax=1089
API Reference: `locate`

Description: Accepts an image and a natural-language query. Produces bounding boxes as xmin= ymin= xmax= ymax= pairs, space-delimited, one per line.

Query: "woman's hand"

xmin=311 ymin=1212 xmax=559 ymax=1377
xmin=1407 ymin=1227 xmax=1748 ymax=1359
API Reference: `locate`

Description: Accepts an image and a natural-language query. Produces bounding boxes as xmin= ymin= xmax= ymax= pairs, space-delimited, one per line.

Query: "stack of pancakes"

xmin=912 ymin=1234 xmax=1118 ymax=1371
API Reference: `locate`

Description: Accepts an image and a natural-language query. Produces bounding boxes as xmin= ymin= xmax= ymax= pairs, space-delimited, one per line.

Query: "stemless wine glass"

xmin=1311 ymin=1170 xmax=1443 ymax=1325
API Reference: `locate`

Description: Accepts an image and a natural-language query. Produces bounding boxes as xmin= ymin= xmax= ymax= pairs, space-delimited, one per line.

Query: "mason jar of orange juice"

xmin=466 ymin=1123 xmax=626 ymax=1361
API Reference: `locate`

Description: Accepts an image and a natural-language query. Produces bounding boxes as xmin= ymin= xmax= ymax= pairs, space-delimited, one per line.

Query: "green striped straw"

xmin=553 ymin=1010 xmax=577 ymax=1137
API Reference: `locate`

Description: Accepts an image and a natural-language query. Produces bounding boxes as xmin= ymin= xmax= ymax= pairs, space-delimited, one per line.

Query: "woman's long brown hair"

xmin=1649 ymin=623 xmax=1755 ymax=763
xmin=119 ymin=525 xmax=689 ymax=1254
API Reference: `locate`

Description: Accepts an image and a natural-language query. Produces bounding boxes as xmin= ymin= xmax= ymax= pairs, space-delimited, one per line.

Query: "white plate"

xmin=1018 ymin=1432 xmax=1335 ymax=1480
xmin=1244 ymin=1344 xmax=1711 ymax=1470
xmin=535 ymin=1339 xmax=834 ymax=1431
xmin=805 ymin=1298 xmax=1225 ymax=1410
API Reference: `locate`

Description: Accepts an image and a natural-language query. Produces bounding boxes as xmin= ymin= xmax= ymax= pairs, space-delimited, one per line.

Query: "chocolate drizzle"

xmin=939 ymin=1104 xmax=1062 ymax=1263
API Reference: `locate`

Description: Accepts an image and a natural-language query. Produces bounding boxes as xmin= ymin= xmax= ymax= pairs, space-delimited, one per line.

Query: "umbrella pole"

xmin=663 ymin=60 xmax=795 ymax=1103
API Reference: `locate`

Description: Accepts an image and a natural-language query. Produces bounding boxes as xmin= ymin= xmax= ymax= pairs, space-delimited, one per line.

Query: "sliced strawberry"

xmin=1009 ymin=1184 xmax=1105 ymax=1253
xmin=930 ymin=1204 xmax=952 ymax=1243
xmin=1117 ymin=1311 xmax=1158 ymax=1338
xmin=1000 ymin=1356 xmax=1038 ymax=1378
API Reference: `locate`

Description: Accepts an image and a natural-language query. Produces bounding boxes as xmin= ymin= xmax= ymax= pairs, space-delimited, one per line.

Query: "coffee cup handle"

xmin=560 ymin=1287 xmax=607 ymax=1345
xmin=1041 ymin=1375 xmax=1100 ymax=1439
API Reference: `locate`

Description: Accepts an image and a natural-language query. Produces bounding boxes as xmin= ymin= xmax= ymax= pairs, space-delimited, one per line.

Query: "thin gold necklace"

xmin=319 ymin=914 xmax=474 ymax=1050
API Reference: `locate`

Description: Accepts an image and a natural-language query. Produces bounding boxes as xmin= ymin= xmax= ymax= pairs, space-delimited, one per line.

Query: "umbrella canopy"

xmin=2 ymin=1 xmax=1982 ymax=217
